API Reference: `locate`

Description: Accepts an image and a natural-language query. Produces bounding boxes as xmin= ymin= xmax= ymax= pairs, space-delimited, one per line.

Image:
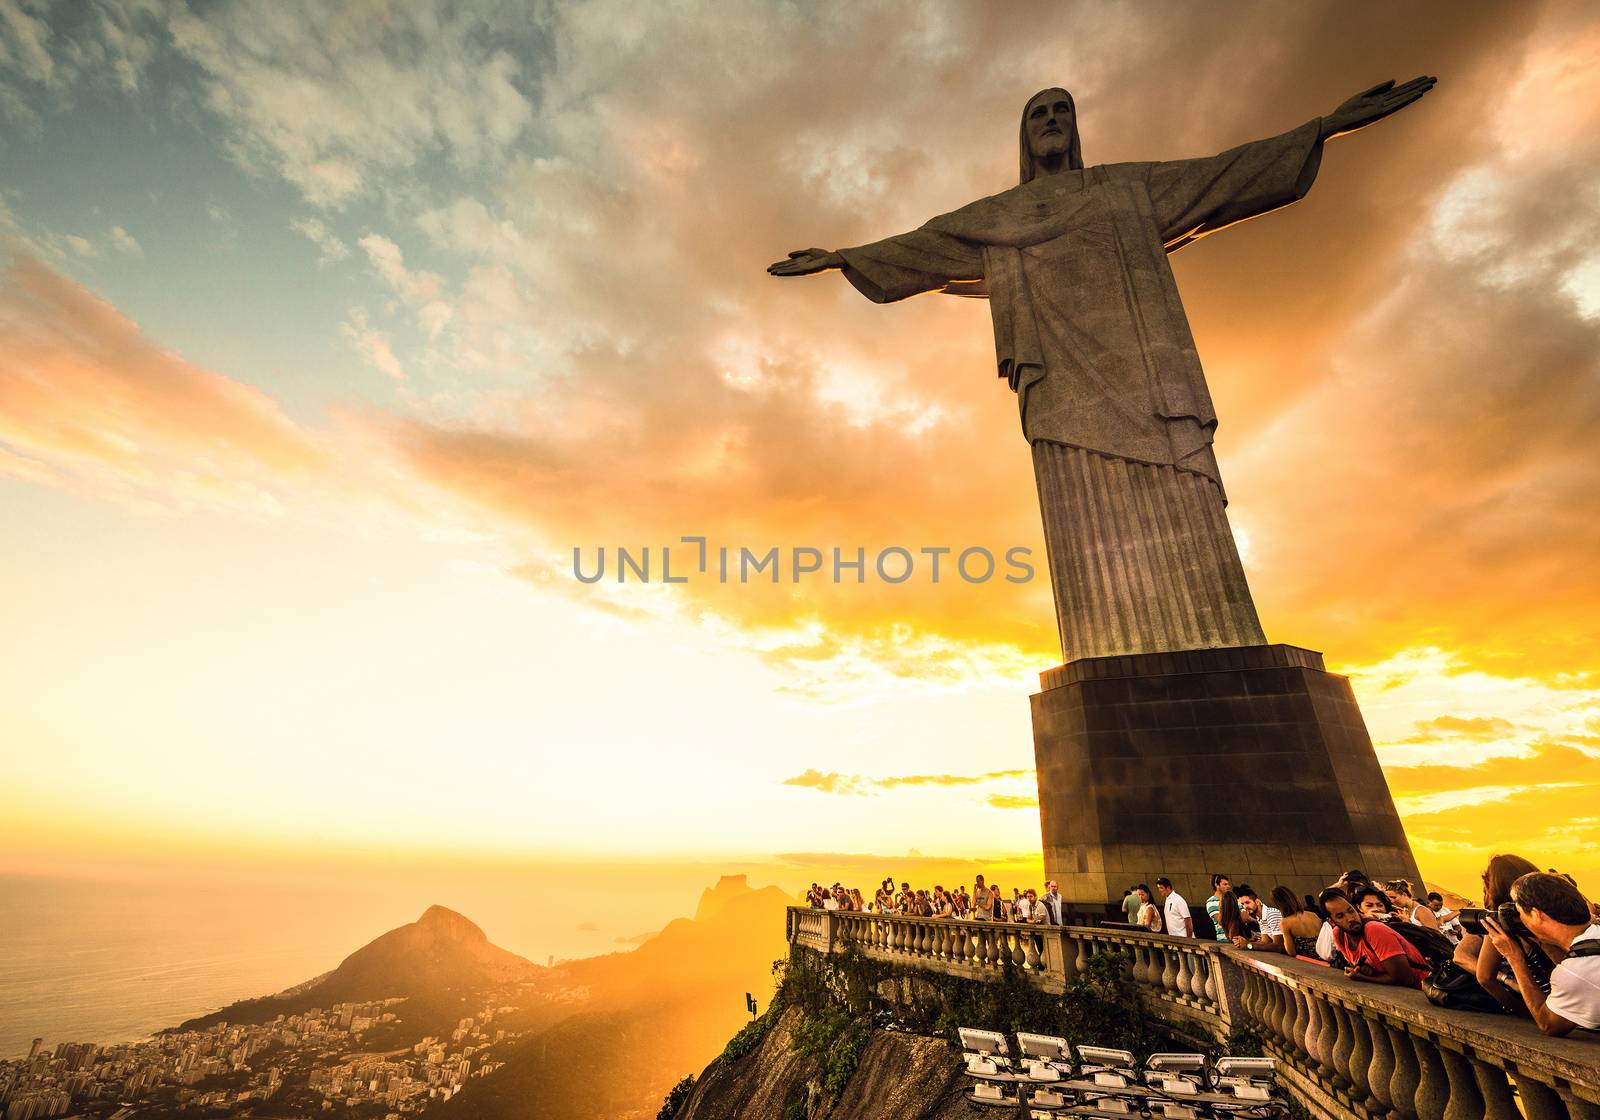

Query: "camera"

xmin=1458 ymin=903 xmax=1528 ymax=938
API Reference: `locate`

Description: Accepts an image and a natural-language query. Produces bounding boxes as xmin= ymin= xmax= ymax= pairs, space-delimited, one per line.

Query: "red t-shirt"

xmin=1334 ymin=920 xmax=1431 ymax=988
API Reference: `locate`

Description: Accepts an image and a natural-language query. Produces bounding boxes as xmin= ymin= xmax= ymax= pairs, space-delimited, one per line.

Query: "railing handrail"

xmin=1228 ymin=945 xmax=1600 ymax=1080
xmin=784 ymin=905 xmax=1600 ymax=1117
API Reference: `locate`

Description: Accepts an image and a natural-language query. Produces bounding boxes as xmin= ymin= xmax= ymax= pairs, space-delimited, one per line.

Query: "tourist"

xmin=1270 ymin=886 xmax=1326 ymax=958
xmin=1428 ymin=891 xmax=1463 ymax=943
xmin=1462 ymin=853 xmax=1549 ymax=1012
xmin=1157 ymin=878 xmax=1194 ymax=938
xmin=1040 ymin=881 xmax=1064 ymax=925
xmin=1024 ymin=888 xmax=1047 ymax=924
xmin=1384 ymin=880 xmax=1442 ymax=930
xmin=1206 ymin=873 xmax=1232 ymax=935
xmin=1321 ymin=887 xmax=1431 ymax=988
xmin=1484 ymin=872 xmax=1600 ymax=1036
xmin=973 ymin=875 xmax=995 ymax=921
xmin=1137 ymin=885 xmax=1163 ymax=933
xmin=1216 ymin=890 xmax=1249 ymax=943
xmin=849 ymin=887 xmax=866 ymax=911
xmin=955 ymin=885 xmax=971 ymax=918
xmin=1353 ymin=885 xmax=1394 ymax=923
xmin=1122 ymin=885 xmax=1142 ymax=926
xmin=1233 ymin=886 xmax=1281 ymax=949
xmin=1015 ymin=888 xmax=1034 ymax=923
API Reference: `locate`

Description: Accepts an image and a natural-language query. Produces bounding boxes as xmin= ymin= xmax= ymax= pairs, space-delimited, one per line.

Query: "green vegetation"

xmin=656 ymin=1075 xmax=694 ymax=1120
xmin=761 ymin=942 xmax=1160 ymax=1107
xmin=718 ymin=1013 xmax=776 ymax=1064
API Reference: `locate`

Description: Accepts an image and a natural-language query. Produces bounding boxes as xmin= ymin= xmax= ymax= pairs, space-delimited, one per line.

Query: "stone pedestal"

xmin=1031 ymin=644 xmax=1421 ymax=911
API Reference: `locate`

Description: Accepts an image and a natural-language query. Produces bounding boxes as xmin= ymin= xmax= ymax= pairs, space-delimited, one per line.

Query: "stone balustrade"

xmin=786 ymin=907 xmax=1600 ymax=1120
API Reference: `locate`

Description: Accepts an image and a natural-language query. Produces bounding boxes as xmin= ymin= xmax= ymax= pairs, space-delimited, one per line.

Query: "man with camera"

xmin=1483 ymin=872 xmax=1600 ymax=1036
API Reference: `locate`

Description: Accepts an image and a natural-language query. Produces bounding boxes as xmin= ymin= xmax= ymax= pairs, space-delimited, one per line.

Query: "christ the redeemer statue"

xmin=770 ymin=78 xmax=1434 ymax=662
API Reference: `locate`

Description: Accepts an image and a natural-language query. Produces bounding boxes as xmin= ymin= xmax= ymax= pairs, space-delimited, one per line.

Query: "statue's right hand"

xmin=766 ymin=248 xmax=843 ymax=276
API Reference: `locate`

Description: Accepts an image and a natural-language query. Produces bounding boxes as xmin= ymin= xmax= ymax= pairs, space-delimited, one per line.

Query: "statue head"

xmin=1019 ymin=87 xmax=1083 ymax=183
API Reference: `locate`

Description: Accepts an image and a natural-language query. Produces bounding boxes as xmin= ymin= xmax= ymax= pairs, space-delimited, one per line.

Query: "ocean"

xmin=0 ymin=863 xmax=784 ymax=1058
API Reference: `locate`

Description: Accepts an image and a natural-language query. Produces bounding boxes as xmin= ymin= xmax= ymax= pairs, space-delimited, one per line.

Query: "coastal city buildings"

xmin=0 ymin=998 xmax=518 ymax=1119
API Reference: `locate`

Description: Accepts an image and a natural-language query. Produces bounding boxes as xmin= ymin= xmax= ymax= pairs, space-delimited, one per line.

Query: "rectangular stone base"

xmin=1032 ymin=644 xmax=1421 ymax=911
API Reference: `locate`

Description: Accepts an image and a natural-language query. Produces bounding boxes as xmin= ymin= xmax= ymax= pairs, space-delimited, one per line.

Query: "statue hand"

xmin=767 ymin=248 xmax=844 ymax=277
xmin=1323 ymin=75 xmax=1437 ymax=140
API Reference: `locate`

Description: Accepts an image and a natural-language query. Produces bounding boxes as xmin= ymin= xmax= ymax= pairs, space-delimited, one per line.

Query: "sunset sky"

xmin=2 ymin=0 xmax=1598 ymax=900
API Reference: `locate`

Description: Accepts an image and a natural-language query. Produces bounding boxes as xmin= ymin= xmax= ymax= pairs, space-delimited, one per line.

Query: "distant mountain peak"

xmin=694 ymin=875 xmax=753 ymax=922
xmin=416 ymin=905 xmax=487 ymax=942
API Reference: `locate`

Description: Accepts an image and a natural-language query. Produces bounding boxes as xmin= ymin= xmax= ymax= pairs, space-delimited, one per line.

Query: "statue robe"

xmin=836 ymin=119 xmax=1326 ymax=660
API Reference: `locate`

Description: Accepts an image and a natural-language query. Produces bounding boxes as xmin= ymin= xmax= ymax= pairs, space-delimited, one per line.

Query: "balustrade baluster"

xmin=1344 ymin=999 xmax=1374 ymax=1111
xmin=1073 ymin=936 xmax=1091 ymax=979
xmin=1158 ymin=945 xmax=1178 ymax=998
xmin=1514 ymin=1076 xmax=1571 ymax=1120
xmin=1195 ymin=953 xmax=1216 ymax=1007
xmin=1288 ymin=989 xmax=1312 ymax=1066
xmin=1410 ymin=1032 xmax=1450 ymax=1120
xmin=1466 ymin=1057 xmax=1518 ymax=1120
xmin=1271 ymin=983 xmax=1296 ymax=1058
xmin=1328 ymin=1001 xmax=1357 ymax=1095
xmin=1565 ymin=1097 xmax=1600 ymax=1120
xmin=1303 ymin=995 xmax=1338 ymax=1089
xmin=1023 ymin=931 xmax=1040 ymax=970
xmin=1134 ymin=943 xmax=1154 ymax=987
xmin=1438 ymin=1047 xmax=1486 ymax=1120
xmin=1362 ymin=1014 xmax=1395 ymax=1115
xmin=1386 ymin=1020 xmax=1421 ymax=1120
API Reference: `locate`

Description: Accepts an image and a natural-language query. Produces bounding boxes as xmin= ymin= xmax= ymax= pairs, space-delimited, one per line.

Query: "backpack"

xmin=1569 ymin=940 xmax=1600 ymax=958
xmin=1387 ymin=920 xmax=1456 ymax=970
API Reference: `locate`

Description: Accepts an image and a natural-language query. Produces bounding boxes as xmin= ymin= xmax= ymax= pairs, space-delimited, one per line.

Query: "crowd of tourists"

xmin=804 ymin=853 xmax=1600 ymax=1038
xmin=805 ymin=875 xmax=1068 ymax=924
xmin=1159 ymin=859 xmax=1600 ymax=1037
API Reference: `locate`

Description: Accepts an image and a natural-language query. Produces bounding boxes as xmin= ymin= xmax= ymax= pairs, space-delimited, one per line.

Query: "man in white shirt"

xmin=1428 ymin=891 xmax=1463 ymax=943
xmin=1157 ymin=877 xmax=1193 ymax=938
xmin=1483 ymin=872 xmax=1600 ymax=1036
xmin=1040 ymin=882 xmax=1064 ymax=925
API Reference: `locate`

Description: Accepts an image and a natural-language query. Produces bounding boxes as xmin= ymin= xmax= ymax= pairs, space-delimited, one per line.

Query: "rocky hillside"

xmin=675 ymin=1007 xmax=973 ymax=1120
xmin=668 ymin=942 xmax=1158 ymax=1120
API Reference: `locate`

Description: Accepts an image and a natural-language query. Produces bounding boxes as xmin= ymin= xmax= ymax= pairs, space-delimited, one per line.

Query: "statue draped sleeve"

xmin=1132 ymin=117 xmax=1326 ymax=252
xmin=834 ymin=228 xmax=983 ymax=304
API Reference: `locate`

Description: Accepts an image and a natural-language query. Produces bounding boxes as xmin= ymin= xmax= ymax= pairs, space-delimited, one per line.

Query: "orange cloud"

xmin=782 ymin=767 xmax=1034 ymax=797
xmin=0 ymin=250 xmax=326 ymax=513
xmin=1395 ymin=715 xmax=1518 ymax=745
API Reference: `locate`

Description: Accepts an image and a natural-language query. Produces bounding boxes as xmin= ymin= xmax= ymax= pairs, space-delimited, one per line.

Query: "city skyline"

xmin=2 ymin=1 xmax=1599 ymax=899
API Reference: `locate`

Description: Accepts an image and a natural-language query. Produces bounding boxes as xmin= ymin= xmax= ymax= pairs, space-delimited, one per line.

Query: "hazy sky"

xmin=2 ymin=0 xmax=1597 ymax=896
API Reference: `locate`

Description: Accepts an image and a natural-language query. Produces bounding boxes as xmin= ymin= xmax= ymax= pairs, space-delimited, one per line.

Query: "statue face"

xmin=1024 ymin=90 xmax=1074 ymax=163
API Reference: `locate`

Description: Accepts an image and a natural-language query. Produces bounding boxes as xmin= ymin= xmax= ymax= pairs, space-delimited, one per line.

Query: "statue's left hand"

xmin=767 ymin=248 xmax=844 ymax=276
xmin=1322 ymin=75 xmax=1437 ymax=140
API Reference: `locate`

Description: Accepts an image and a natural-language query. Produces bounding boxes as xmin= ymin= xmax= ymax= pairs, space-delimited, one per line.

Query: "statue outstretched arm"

xmin=767 ymin=226 xmax=983 ymax=303
xmin=1141 ymin=75 xmax=1435 ymax=252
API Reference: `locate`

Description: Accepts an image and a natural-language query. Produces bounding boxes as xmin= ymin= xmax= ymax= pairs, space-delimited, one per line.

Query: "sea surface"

xmin=0 ymin=865 xmax=770 ymax=1058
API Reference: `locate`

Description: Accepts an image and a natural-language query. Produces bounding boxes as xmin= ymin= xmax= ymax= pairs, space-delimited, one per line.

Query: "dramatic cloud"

xmin=783 ymin=767 xmax=1033 ymax=797
xmin=162 ymin=2 xmax=538 ymax=206
xmin=0 ymin=249 xmax=326 ymax=513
